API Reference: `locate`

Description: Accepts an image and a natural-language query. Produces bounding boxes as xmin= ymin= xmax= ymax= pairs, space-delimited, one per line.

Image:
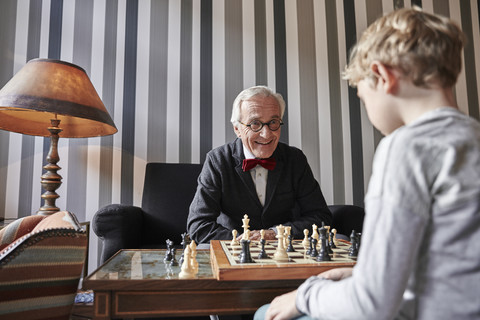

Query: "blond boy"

xmin=255 ymin=7 xmax=480 ymax=320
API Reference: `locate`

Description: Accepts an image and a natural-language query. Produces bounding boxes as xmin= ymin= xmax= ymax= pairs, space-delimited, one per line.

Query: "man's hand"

xmin=319 ymin=267 xmax=353 ymax=281
xmin=265 ymin=290 xmax=301 ymax=320
xmin=237 ymin=229 xmax=277 ymax=241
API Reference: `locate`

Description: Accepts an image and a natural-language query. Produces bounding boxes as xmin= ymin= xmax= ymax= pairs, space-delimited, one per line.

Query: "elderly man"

xmin=187 ymin=86 xmax=331 ymax=244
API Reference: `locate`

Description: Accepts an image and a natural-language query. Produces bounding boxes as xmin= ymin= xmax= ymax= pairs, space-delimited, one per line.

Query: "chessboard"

xmin=210 ymin=239 xmax=357 ymax=281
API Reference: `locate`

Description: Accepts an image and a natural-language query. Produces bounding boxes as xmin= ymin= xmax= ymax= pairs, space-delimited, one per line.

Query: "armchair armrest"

xmin=92 ymin=204 xmax=144 ymax=263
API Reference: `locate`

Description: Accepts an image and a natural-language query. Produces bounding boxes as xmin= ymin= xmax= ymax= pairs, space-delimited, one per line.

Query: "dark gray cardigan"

xmin=187 ymin=138 xmax=331 ymax=243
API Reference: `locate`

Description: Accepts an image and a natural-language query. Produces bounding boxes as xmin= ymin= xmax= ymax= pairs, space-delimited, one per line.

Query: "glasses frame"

xmin=238 ymin=119 xmax=284 ymax=132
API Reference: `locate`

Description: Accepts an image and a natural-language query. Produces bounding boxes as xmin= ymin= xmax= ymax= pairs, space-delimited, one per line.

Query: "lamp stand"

xmin=37 ymin=118 xmax=62 ymax=215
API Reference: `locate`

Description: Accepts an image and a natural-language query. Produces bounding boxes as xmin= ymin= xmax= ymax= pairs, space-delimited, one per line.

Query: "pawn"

xmin=302 ymin=229 xmax=309 ymax=249
xmin=329 ymin=228 xmax=337 ymax=248
xmin=258 ymin=238 xmax=269 ymax=259
xmin=311 ymin=224 xmax=319 ymax=242
xmin=286 ymin=234 xmax=295 ymax=252
xmin=310 ymin=238 xmax=319 ymax=257
xmin=231 ymin=229 xmax=239 ymax=246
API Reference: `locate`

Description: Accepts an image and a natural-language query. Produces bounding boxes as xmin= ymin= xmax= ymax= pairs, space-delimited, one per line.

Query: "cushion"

xmin=0 ymin=215 xmax=45 ymax=251
xmin=32 ymin=211 xmax=80 ymax=233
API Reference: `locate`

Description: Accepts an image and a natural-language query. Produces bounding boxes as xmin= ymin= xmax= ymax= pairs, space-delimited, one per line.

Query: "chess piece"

xmin=273 ymin=225 xmax=289 ymax=262
xmin=231 ymin=229 xmax=239 ymax=246
xmin=302 ymin=229 xmax=309 ymax=249
xmin=311 ymin=224 xmax=319 ymax=242
xmin=189 ymin=241 xmax=199 ymax=273
xmin=179 ymin=232 xmax=191 ymax=266
xmin=239 ymin=239 xmax=254 ymax=263
xmin=164 ymin=239 xmax=174 ymax=262
xmin=348 ymin=230 xmax=359 ymax=257
xmin=179 ymin=246 xmax=195 ymax=279
xmin=286 ymin=234 xmax=295 ymax=252
xmin=242 ymin=214 xmax=250 ymax=240
xmin=316 ymin=227 xmax=331 ymax=261
xmin=324 ymin=226 xmax=333 ymax=254
xmin=329 ymin=228 xmax=337 ymax=248
xmin=284 ymin=226 xmax=291 ymax=247
xmin=169 ymin=248 xmax=178 ymax=266
xmin=310 ymin=238 xmax=319 ymax=257
xmin=258 ymin=238 xmax=269 ymax=259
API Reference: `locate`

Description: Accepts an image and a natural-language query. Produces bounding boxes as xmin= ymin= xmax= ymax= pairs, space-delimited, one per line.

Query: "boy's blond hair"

xmin=344 ymin=7 xmax=466 ymax=88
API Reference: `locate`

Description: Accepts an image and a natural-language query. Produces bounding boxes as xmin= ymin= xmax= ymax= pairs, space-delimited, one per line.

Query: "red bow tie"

xmin=242 ymin=158 xmax=276 ymax=171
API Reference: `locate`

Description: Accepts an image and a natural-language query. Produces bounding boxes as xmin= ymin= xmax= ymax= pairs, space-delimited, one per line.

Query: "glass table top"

xmin=87 ymin=249 xmax=214 ymax=281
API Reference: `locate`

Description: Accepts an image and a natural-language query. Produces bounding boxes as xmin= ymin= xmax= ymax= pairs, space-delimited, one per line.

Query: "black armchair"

xmin=330 ymin=204 xmax=365 ymax=239
xmin=93 ymin=163 xmax=202 ymax=263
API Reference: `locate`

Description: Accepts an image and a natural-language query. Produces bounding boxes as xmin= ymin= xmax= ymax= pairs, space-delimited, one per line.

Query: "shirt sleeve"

xmin=296 ymin=132 xmax=431 ymax=320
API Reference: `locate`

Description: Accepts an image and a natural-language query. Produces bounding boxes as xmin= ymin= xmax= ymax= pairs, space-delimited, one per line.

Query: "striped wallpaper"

xmin=0 ymin=0 xmax=479 ymax=271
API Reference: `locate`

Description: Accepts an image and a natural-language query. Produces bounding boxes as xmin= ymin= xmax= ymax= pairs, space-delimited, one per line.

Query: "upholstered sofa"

xmin=0 ymin=211 xmax=88 ymax=320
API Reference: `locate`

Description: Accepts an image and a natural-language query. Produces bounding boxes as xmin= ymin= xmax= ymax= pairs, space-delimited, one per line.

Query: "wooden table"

xmin=83 ymin=243 xmax=354 ymax=319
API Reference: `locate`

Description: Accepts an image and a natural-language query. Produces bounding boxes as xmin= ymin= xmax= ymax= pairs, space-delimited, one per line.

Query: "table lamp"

xmin=0 ymin=58 xmax=117 ymax=215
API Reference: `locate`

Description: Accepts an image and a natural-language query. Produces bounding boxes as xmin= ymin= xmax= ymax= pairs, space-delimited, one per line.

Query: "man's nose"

xmin=258 ymin=125 xmax=272 ymax=137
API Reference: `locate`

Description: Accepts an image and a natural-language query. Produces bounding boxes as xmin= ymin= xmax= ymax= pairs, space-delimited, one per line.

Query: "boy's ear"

xmin=370 ymin=61 xmax=398 ymax=94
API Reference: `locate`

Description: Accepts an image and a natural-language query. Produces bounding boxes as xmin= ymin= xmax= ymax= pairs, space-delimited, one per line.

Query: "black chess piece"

xmin=179 ymin=232 xmax=191 ymax=266
xmin=356 ymin=232 xmax=362 ymax=251
xmin=310 ymin=238 xmax=319 ymax=257
xmin=239 ymin=239 xmax=254 ymax=263
xmin=257 ymin=239 xmax=269 ymax=259
xmin=169 ymin=248 xmax=178 ymax=266
xmin=329 ymin=230 xmax=336 ymax=249
xmin=164 ymin=239 xmax=173 ymax=262
xmin=349 ymin=230 xmax=359 ymax=257
xmin=286 ymin=235 xmax=296 ymax=252
xmin=306 ymin=236 xmax=313 ymax=255
xmin=325 ymin=232 xmax=333 ymax=254
xmin=316 ymin=228 xmax=331 ymax=261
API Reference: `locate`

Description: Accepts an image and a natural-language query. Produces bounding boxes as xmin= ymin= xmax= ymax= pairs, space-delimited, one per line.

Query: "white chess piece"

xmin=179 ymin=246 xmax=195 ymax=279
xmin=242 ymin=214 xmax=250 ymax=240
xmin=302 ymin=229 xmax=309 ymax=248
xmin=231 ymin=229 xmax=239 ymax=246
xmin=189 ymin=241 xmax=198 ymax=274
xmin=332 ymin=228 xmax=338 ymax=246
xmin=284 ymin=226 xmax=291 ymax=247
xmin=273 ymin=225 xmax=289 ymax=262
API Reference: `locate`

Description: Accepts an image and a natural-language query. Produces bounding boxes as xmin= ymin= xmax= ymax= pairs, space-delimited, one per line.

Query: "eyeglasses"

xmin=238 ymin=119 xmax=284 ymax=132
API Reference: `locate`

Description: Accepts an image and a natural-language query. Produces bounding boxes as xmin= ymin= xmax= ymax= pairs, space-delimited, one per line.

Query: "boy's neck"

xmin=398 ymin=82 xmax=457 ymax=125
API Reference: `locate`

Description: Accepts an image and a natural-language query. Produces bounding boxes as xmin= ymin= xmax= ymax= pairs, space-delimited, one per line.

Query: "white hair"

xmin=230 ymin=86 xmax=286 ymax=128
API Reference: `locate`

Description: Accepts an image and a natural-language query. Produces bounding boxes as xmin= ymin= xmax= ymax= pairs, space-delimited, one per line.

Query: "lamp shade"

xmin=0 ymin=58 xmax=117 ymax=137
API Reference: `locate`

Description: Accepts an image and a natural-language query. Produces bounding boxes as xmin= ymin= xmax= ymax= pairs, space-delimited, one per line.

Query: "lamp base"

xmin=37 ymin=119 xmax=62 ymax=215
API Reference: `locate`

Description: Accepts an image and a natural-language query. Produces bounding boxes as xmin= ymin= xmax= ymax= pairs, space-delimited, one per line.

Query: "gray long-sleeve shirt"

xmin=296 ymin=107 xmax=480 ymax=320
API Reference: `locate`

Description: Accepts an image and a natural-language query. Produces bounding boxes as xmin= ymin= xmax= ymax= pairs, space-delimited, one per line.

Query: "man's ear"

xmin=233 ymin=124 xmax=242 ymax=138
xmin=370 ymin=61 xmax=398 ymax=94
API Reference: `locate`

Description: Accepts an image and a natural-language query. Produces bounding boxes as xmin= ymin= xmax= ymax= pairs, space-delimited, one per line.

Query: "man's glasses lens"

xmin=249 ymin=119 xmax=282 ymax=132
